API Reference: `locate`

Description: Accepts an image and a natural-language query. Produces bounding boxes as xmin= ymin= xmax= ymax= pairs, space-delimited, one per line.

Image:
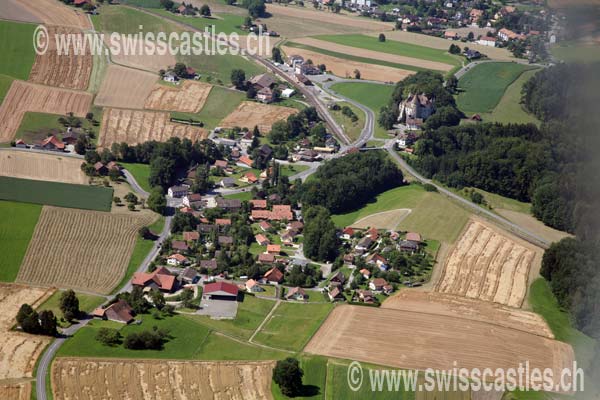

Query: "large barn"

xmin=203 ymin=282 xmax=239 ymax=301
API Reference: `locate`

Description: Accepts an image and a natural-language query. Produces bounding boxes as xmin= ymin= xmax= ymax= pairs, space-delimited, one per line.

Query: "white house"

xmin=168 ymin=185 xmax=188 ymax=198
xmin=183 ymin=193 xmax=202 ymax=208
xmin=245 ymin=279 xmax=265 ymax=293
xmin=167 ymin=254 xmax=188 ymax=266
xmin=477 ymin=36 xmax=497 ymax=47
xmin=163 ymin=72 xmax=179 ymax=83
xmin=281 ymin=88 xmax=295 ymax=98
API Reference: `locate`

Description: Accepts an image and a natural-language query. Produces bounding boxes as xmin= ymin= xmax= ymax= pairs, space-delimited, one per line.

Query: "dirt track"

xmin=435 ymin=220 xmax=540 ymax=308
xmin=0 ymin=81 xmax=93 ymax=142
xmin=305 ymin=305 xmax=574 ymax=388
xmin=12 ymin=0 xmax=91 ymax=29
xmin=219 ymin=101 xmax=298 ymax=133
xmin=294 ymin=37 xmax=453 ymax=71
xmin=282 ymin=45 xmax=413 ymax=82
xmin=17 ymin=207 xmax=154 ymax=294
xmin=29 ymin=26 xmax=92 ymax=90
xmin=351 ymin=209 xmax=411 ymax=230
xmin=52 ymin=358 xmax=275 ymax=400
xmin=145 ymin=81 xmax=212 ymax=113
xmin=94 ymin=65 xmax=157 ymax=110
xmin=0 ymin=150 xmax=87 ymax=184
xmin=99 ymin=108 xmax=208 ymax=147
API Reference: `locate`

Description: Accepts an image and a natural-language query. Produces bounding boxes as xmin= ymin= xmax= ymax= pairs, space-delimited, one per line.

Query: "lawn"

xmin=0 ymin=74 xmax=15 ymax=104
xmin=15 ymin=111 xmax=101 ymax=145
xmin=119 ymin=0 xmax=163 ymax=7
xmin=91 ymin=5 xmax=183 ymax=34
xmin=0 ymin=20 xmax=36 ymax=80
xmin=316 ymin=34 xmax=461 ymax=67
xmin=329 ymin=82 xmax=394 ymax=139
xmin=0 ymin=201 xmax=41 ymax=282
xmin=112 ymin=215 xmax=164 ymax=293
xmin=550 ymin=43 xmax=600 ymax=63
xmin=272 ymin=355 xmax=328 ymax=400
xmin=329 ymin=101 xmax=365 ymax=142
xmin=37 ymin=290 xmax=105 ymax=327
xmin=456 ymin=62 xmax=536 ymax=114
xmin=0 ymin=176 xmax=114 ymax=212
xmin=332 ymin=184 xmax=470 ymax=244
xmin=223 ymin=191 xmax=253 ymax=201
xmin=279 ymin=163 xmax=310 ymax=178
xmin=183 ymin=295 xmax=276 ymax=339
xmin=172 ymin=86 xmax=246 ymax=130
xmin=120 ymin=162 xmax=152 ymax=193
xmin=153 ymin=9 xmax=246 ymax=35
xmin=479 ymin=67 xmax=540 ymax=125
xmin=253 ymin=302 xmax=333 ymax=352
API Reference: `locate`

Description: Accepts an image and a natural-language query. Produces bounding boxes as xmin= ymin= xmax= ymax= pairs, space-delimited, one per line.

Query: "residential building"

xmin=183 ymin=231 xmax=200 ymax=242
xmin=258 ymin=253 xmax=276 ymax=264
xmin=355 ymin=236 xmax=373 ymax=252
xmin=178 ymin=267 xmax=199 ymax=284
xmin=92 ymin=300 xmax=134 ymax=324
xmin=168 ymin=185 xmax=188 ymax=198
xmin=245 ymin=279 xmax=264 ymax=293
xmin=167 ymin=253 xmax=189 ymax=266
xmin=267 ymin=244 xmax=281 ymax=254
xmin=256 ymin=87 xmax=274 ymax=103
xmin=264 ymin=267 xmax=284 ymax=284
xmin=286 ymin=287 xmax=307 ymax=301
xmin=171 ymin=240 xmax=189 ymax=252
xmin=219 ymin=177 xmax=236 ymax=188
xmin=183 ymin=193 xmax=203 ymax=208
xmin=132 ymin=267 xmax=177 ymax=292
xmin=250 ymin=199 xmax=268 ymax=209
xmin=255 ymin=234 xmax=270 ymax=246
xmin=200 ymin=259 xmax=218 ymax=271
xmin=477 ymin=36 xmax=497 ymax=47
xmin=369 ymin=278 xmax=389 ymax=292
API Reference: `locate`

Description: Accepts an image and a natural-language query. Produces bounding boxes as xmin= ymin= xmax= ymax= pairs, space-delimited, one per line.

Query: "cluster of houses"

xmin=14 ymin=128 xmax=82 ymax=153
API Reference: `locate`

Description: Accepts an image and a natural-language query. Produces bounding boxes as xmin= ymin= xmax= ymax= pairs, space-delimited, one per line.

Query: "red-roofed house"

xmin=167 ymin=253 xmax=189 ymax=266
xmin=241 ymin=172 xmax=258 ymax=184
xmin=406 ymin=232 xmax=422 ymax=243
xmin=251 ymin=210 xmax=272 ymax=220
xmin=171 ymin=240 xmax=189 ymax=252
xmin=239 ymin=156 xmax=253 ymax=167
xmin=341 ymin=227 xmax=355 ymax=240
xmin=264 ymin=267 xmax=284 ymax=284
xmin=92 ymin=300 xmax=134 ymax=324
xmin=183 ymin=231 xmax=200 ymax=242
xmin=367 ymin=227 xmax=379 ymax=241
xmin=203 ymin=281 xmax=239 ymax=300
xmin=250 ymin=199 xmax=267 ymax=209
xmin=286 ymin=287 xmax=307 ymax=301
xmin=271 ymin=205 xmax=293 ymax=221
xmin=259 ymin=221 xmax=272 ymax=231
xmin=258 ymin=253 xmax=275 ymax=264
xmin=132 ymin=267 xmax=177 ymax=292
xmin=215 ymin=218 xmax=231 ymax=226
xmin=245 ymin=279 xmax=264 ymax=293
xmin=40 ymin=135 xmax=65 ymax=151
xmin=267 ymin=244 xmax=281 ymax=254
xmin=255 ymin=234 xmax=270 ymax=246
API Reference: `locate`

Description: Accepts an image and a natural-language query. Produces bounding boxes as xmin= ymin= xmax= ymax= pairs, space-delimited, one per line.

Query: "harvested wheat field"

xmin=0 ymin=81 xmax=92 ymax=142
xmin=294 ymin=37 xmax=453 ymax=71
xmin=13 ymin=0 xmax=91 ymax=29
xmin=17 ymin=207 xmax=155 ymax=294
xmin=94 ymin=65 xmax=157 ymax=110
xmin=434 ymin=220 xmax=541 ymax=308
xmin=99 ymin=108 xmax=208 ymax=147
xmin=29 ymin=26 xmax=93 ymax=90
xmin=306 ymin=305 xmax=574 ymax=389
xmin=0 ymin=383 xmax=31 ymax=400
xmin=145 ymin=81 xmax=212 ymax=113
xmin=0 ymin=284 xmax=54 ymax=382
xmin=351 ymin=209 xmax=411 ymax=230
xmin=0 ymin=150 xmax=87 ymax=184
xmin=382 ymin=291 xmax=553 ymax=338
xmin=0 ymin=0 xmax=42 ymax=24
xmin=281 ymin=45 xmax=412 ymax=82
xmin=107 ymin=37 xmax=176 ymax=73
xmin=219 ymin=101 xmax=298 ymax=133
xmin=52 ymin=358 xmax=275 ymax=400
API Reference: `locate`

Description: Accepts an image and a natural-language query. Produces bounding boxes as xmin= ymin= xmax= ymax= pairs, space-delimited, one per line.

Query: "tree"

xmin=231 ymin=69 xmax=246 ymax=90
xmin=150 ymin=289 xmax=166 ymax=310
xmin=449 ymin=43 xmax=461 ymax=54
xmin=353 ymin=69 xmax=361 ymax=79
xmin=445 ymin=75 xmax=458 ymax=93
xmin=180 ymin=288 xmax=195 ymax=308
xmin=199 ymin=4 xmax=211 ymax=16
xmin=467 ymin=31 xmax=475 ymax=41
xmin=59 ymin=290 xmax=80 ymax=322
xmin=85 ymin=112 xmax=94 ymax=121
xmin=149 ymin=156 xmax=176 ymax=189
xmin=173 ymin=62 xmax=187 ymax=78
xmin=96 ymin=328 xmax=121 ymax=346
xmin=147 ymin=188 xmax=167 ymax=215
xmin=85 ymin=150 xmax=100 ymax=164
xmin=74 ymin=135 xmax=89 ymax=155
xmin=378 ymin=33 xmax=386 ymax=42
xmin=160 ymin=0 xmax=175 ymax=10
xmin=470 ymin=190 xmax=484 ymax=204
xmin=20 ymin=311 xmax=41 ymax=334
xmin=108 ymin=167 xmax=121 ymax=181
xmin=39 ymin=310 xmax=58 ymax=336
xmin=125 ymin=192 xmax=138 ymax=205
xmin=16 ymin=304 xmax=35 ymax=326
xmin=273 ymin=358 xmax=304 ymax=397
xmin=302 ymin=206 xmax=339 ymax=262
xmin=272 ymin=47 xmax=283 ymax=64
xmin=139 ymin=226 xmax=152 ymax=239
xmin=246 ymin=85 xmax=257 ymax=99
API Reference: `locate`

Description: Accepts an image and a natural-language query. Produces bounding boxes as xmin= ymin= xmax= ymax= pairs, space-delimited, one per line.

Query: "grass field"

xmin=550 ymin=43 xmax=600 ymax=63
xmin=15 ymin=112 xmax=99 ymax=144
xmin=329 ymin=82 xmax=394 ymax=139
xmin=121 ymin=162 xmax=152 ymax=193
xmin=112 ymin=215 xmax=164 ymax=293
xmin=179 ymin=53 xmax=265 ymax=91
xmin=272 ymin=356 xmax=328 ymax=400
xmin=285 ymin=42 xmax=428 ymax=73
xmin=478 ymin=67 xmax=540 ymax=125
xmin=280 ymin=164 xmax=310 ymax=178
xmin=37 ymin=290 xmax=105 ymax=321
xmin=223 ymin=191 xmax=253 ymax=201
xmin=0 ymin=201 xmax=41 ymax=282
xmin=457 ymin=62 xmax=536 ymax=114
xmin=119 ymin=0 xmax=162 ymax=7
xmin=316 ymin=34 xmax=461 ymax=67
xmin=153 ymin=9 xmax=246 ymax=35
xmin=183 ymin=295 xmax=276 ymax=340
xmin=92 ymin=5 xmax=183 ymax=34
xmin=329 ymin=101 xmax=365 ymax=142
xmin=0 ymin=177 xmax=113 ymax=211
xmin=332 ymin=184 xmax=469 ymax=243
xmin=254 ymin=302 xmax=333 ymax=352
xmin=0 ymin=21 xmax=36 ymax=80
xmin=0 ymin=74 xmax=14 ymax=105
xmin=171 ymin=86 xmax=246 ymax=130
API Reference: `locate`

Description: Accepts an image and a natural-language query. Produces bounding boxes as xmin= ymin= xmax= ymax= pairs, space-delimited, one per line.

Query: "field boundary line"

xmin=249 ymin=300 xmax=280 ymax=343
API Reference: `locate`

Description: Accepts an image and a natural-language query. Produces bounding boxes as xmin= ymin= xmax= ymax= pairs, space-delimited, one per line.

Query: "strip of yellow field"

xmin=294 ymin=37 xmax=454 ymax=71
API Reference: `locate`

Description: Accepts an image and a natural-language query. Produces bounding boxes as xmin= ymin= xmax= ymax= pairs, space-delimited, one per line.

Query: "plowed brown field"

xmin=145 ymin=81 xmax=212 ymax=113
xmin=0 ymin=150 xmax=87 ymax=184
xmin=435 ymin=220 xmax=541 ymax=308
xmin=305 ymin=305 xmax=574 ymax=389
xmin=99 ymin=108 xmax=208 ymax=147
xmin=382 ymin=291 xmax=553 ymax=338
xmin=13 ymin=0 xmax=91 ymax=29
xmin=281 ymin=45 xmax=413 ymax=82
xmin=52 ymin=358 xmax=275 ymax=400
xmin=94 ymin=65 xmax=157 ymax=110
xmin=219 ymin=101 xmax=298 ymax=133
xmin=0 ymin=81 xmax=92 ymax=142
xmin=16 ymin=207 xmax=154 ymax=294
xmin=0 ymin=383 xmax=31 ymax=400
xmin=29 ymin=26 xmax=92 ymax=90
xmin=0 ymin=284 xmax=54 ymax=382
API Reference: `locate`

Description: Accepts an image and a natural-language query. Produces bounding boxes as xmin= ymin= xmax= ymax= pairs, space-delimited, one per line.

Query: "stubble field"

xmin=0 ymin=150 xmax=87 ymax=184
xmin=107 ymin=36 xmax=177 ymax=73
xmin=16 ymin=206 xmax=155 ymax=294
xmin=52 ymin=358 xmax=276 ymax=400
xmin=0 ymin=80 xmax=92 ymax=142
xmin=351 ymin=209 xmax=411 ymax=230
xmin=434 ymin=220 xmax=540 ymax=308
xmin=305 ymin=305 xmax=574 ymax=385
xmin=9 ymin=0 xmax=91 ymax=29
xmin=145 ymin=80 xmax=212 ymax=113
xmin=0 ymin=383 xmax=30 ymax=400
xmin=28 ymin=26 xmax=92 ymax=90
xmin=94 ymin=65 xmax=157 ymax=110
xmin=219 ymin=101 xmax=298 ymax=133
xmin=99 ymin=108 xmax=208 ymax=147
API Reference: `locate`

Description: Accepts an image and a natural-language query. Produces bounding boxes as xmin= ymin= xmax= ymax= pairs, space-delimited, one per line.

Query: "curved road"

xmin=35 ymin=169 xmax=172 ymax=400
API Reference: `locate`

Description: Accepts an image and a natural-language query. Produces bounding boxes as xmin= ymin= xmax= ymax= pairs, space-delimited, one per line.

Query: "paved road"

xmin=122 ymin=169 xmax=150 ymax=197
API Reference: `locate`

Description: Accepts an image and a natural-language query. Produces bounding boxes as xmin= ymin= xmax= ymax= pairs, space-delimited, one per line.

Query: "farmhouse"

xmin=258 ymin=253 xmax=276 ymax=264
xmin=355 ymin=236 xmax=373 ymax=252
xmin=406 ymin=232 xmax=422 ymax=243
xmin=370 ymin=278 xmax=392 ymax=294
xmin=328 ymin=287 xmax=344 ymax=301
xmin=92 ymin=300 xmax=134 ymax=324
xmin=132 ymin=267 xmax=177 ymax=292
xmin=330 ymin=271 xmax=346 ymax=286
xmin=399 ymin=240 xmax=419 ymax=253
xmin=168 ymin=185 xmax=188 ymax=198
xmin=249 ymin=73 xmax=276 ymax=91
xmin=203 ymin=281 xmax=239 ymax=301
xmin=178 ymin=267 xmax=199 ymax=284
xmin=357 ymin=289 xmax=375 ymax=303
xmin=167 ymin=253 xmax=189 ymax=266
xmin=183 ymin=193 xmax=203 ymax=208
xmin=256 ymin=87 xmax=274 ymax=103
xmin=264 ymin=267 xmax=284 ymax=284
xmin=286 ymin=287 xmax=307 ymax=301
xmin=39 ymin=135 xmax=65 ymax=151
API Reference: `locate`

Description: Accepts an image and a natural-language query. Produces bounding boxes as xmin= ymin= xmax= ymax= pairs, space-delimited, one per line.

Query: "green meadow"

xmin=0 ymin=20 xmax=36 ymax=80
